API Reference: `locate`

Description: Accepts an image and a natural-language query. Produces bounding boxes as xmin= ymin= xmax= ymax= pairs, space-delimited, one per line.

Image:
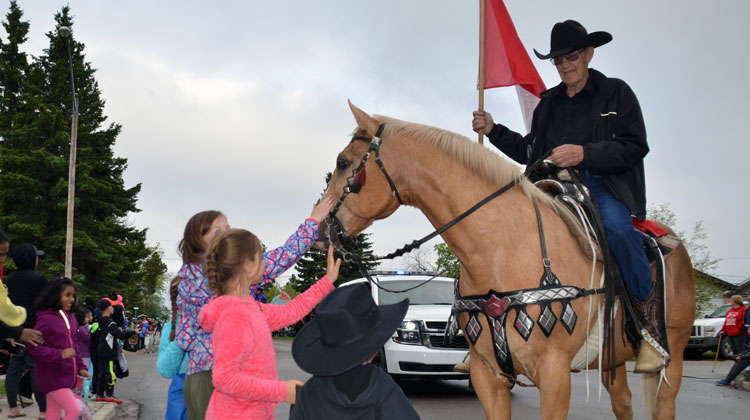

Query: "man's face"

xmin=0 ymin=242 xmax=8 ymax=264
xmin=555 ymin=47 xmax=593 ymax=88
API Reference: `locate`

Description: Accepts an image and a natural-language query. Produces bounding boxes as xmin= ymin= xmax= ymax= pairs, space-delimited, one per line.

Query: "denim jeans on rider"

xmin=584 ymin=175 xmax=652 ymax=302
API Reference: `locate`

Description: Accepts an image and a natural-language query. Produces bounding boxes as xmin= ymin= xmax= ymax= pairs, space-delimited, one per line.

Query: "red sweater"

xmin=198 ymin=278 xmax=334 ymax=420
xmin=721 ymin=306 xmax=747 ymax=337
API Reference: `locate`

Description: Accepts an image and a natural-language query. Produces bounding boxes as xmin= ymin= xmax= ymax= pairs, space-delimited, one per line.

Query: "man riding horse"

xmin=472 ymin=19 xmax=667 ymax=373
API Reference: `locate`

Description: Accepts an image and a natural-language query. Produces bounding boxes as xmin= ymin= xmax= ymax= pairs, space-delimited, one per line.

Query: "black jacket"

xmin=6 ymin=269 xmax=48 ymax=328
xmin=290 ymin=365 xmax=419 ymax=420
xmin=97 ymin=316 xmax=134 ymax=361
xmin=488 ymin=68 xmax=649 ymax=220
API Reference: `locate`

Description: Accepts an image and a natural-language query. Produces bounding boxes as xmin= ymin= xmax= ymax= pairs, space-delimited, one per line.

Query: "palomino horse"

xmin=321 ymin=102 xmax=695 ymax=420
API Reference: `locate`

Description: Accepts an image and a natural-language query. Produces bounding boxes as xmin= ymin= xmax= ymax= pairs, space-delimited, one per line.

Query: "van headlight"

xmin=394 ymin=320 xmax=423 ymax=345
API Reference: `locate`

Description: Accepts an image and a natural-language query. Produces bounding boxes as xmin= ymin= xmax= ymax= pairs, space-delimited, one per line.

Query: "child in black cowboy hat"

xmin=290 ymin=283 xmax=419 ymax=420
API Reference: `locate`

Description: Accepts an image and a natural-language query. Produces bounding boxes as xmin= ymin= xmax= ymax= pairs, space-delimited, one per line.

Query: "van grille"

xmin=423 ymin=321 xmax=470 ymax=349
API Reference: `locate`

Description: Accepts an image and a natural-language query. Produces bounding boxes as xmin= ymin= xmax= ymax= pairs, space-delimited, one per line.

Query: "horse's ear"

xmin=348 ymin=100 xmax=380 ymax=136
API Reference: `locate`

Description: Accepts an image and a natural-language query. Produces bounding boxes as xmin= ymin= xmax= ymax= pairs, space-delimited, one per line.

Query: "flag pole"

xmin=478 ymin=0 xmax=485 ymax=145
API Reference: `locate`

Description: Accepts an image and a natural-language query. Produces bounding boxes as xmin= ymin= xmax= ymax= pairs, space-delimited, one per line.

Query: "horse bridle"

xmin=324 ymin=124 xmax=404 ymax=262
xmin=325 ymin=122 xmax=524 ymax=292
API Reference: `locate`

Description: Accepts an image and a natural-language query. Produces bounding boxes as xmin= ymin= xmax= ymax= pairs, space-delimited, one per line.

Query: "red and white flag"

xmin=482 ymin=0 xmax=545 ymax=133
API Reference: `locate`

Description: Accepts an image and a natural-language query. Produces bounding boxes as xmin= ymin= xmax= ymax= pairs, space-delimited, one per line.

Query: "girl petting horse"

xmin=319 ymin=102 xmax=694 ymax=420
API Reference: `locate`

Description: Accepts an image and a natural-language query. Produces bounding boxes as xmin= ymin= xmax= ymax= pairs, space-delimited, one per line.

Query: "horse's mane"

xmin=375 ymin=115 xmax=565 ymax=214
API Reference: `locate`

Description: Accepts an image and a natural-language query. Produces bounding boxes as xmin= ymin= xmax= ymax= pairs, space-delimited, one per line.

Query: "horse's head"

xmin=318 ymin=101 xmax=404 ymax=251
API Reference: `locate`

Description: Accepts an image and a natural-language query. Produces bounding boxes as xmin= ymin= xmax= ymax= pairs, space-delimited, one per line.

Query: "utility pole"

xmin=59 ymin=26 xmax=78 ymax=279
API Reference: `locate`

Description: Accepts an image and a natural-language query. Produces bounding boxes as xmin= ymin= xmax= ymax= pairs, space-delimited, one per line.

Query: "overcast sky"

xmin=6 ymin=0 xmax=750 ymax=284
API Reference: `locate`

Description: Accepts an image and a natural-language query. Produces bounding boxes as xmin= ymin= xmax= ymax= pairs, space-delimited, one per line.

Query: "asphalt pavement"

xmin=119 ymin=342 xmax=749 ymax=419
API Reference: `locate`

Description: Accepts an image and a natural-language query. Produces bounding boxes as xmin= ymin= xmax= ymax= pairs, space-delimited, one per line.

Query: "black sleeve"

xmin=107 ymin=321 xmax=134 ymax=340
xmin=582 ymin=81 xmax=649 ymax=175
xmin=0 ymin=321 xmax=23 ymax=340
xmin=487 ymin=123 xmax=534 ymax=165
xmin=379 ymin=384 xmax=420 ymax=420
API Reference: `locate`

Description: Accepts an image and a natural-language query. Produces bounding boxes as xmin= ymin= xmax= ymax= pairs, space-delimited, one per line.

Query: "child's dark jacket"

xmin=97 ymin=315 xmax=134 ymax=361
xmin=289 ymin=364 xmax=420 ymax=420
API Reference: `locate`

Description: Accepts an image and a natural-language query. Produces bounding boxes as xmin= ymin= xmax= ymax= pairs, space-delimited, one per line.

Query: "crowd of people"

xmin=0 ymin=228 xmax=170 ymax=419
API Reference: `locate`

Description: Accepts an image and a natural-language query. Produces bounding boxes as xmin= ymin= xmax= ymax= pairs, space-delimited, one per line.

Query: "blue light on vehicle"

xmin=395 ymin=270 xmax=406 ymax=275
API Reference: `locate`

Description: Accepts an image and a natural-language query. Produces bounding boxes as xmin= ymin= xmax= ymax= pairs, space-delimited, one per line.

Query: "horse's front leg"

xmin=534 ymin=351 xmax=572 ymax=420
xmin=604 ymin=363 xmax=633 ymax=420
xmin=470 ymin=345 xmax=512 ymax=420
xmin=462 ymin=313 xmax=512 ymax=420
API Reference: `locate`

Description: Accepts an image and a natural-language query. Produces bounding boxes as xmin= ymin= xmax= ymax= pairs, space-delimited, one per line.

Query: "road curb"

xmin=92 ymin=401 xmax=118 ymax=420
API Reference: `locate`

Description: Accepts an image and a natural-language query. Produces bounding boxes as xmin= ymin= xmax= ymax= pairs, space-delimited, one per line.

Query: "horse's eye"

xmin=336 ymin=160 xmax=349 ymax=170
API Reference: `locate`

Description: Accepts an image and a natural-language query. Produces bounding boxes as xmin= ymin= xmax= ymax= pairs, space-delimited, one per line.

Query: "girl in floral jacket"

xmin=175 ymin=196 xmax=333 ymax=419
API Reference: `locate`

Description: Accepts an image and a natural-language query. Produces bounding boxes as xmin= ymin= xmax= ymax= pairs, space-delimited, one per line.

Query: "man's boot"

xmin=631 ymin=285 xmax=670 ymax=373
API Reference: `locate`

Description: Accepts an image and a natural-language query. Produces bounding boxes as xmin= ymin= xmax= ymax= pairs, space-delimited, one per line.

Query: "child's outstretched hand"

xmin=285 ymin=379 xmax=304 ymax=404
xmin=61 ymin=348 xmax=76 ymax=359
xmin=310 ymin=195 xmax=335 ymax=223
xmin=326 ymin=245 xmax=342 ymax=285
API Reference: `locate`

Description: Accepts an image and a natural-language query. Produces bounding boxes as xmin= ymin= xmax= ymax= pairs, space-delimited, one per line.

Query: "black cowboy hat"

xmin=292 ymin=283 xmax=409 ymax=376
xmin=533 ymin=20 xmax=612 ymax=60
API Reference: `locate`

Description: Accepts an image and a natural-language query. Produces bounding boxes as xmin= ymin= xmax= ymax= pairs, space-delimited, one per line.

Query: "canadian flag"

xmin=483 ymin=0 xmax=546 ymax=133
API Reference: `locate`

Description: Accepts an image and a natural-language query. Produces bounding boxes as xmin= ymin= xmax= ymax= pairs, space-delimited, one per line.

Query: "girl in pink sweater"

xmin=198 ymin=229 xmax=339 ymax=420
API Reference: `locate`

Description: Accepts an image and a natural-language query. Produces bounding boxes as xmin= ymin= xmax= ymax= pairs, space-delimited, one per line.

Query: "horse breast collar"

xmin=446 ymin=200 xmax=605 ymax=379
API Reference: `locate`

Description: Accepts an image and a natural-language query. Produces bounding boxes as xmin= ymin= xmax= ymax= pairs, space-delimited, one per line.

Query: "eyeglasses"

xmin=551 ymin=49 xmax=585 ymax=66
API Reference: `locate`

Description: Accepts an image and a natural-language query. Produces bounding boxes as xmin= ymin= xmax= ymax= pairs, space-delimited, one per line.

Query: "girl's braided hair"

xmin=205 ymin=229 xmax=262 ymax=296
xmin=169 ymin=275 xmax=181 ymax=342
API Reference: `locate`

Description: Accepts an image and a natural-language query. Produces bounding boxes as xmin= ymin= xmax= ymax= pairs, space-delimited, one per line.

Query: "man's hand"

xmin=20 ymin=328 xmax=43 ymax=346
xmin=549 ymin=144 xmax=584 ymax=168
xmin=79 ymin=369 xmax=91 ymax=379
xmin=472 ymin=110 xmax=495 ymax=136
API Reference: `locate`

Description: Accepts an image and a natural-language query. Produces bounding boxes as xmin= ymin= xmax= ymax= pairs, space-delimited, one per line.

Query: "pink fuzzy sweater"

xmin=198 ymin=278 xmax=334 ymax=420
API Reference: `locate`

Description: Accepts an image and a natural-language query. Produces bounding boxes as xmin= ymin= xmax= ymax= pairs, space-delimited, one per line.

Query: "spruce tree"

xmin=0 ymin=5 xmax=161 ymax=301
xmin=0 ymin=0 xmax=29 ymax=135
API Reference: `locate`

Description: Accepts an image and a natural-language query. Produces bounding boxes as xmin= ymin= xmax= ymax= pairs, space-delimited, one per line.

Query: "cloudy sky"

xmin=7 ymin=0 xmax=750 ymax=284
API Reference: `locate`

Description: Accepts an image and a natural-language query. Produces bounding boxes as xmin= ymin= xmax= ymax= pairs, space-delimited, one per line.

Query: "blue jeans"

xmin=585 ymin=176 xmax=652 ymax=301
xmin=166 ymin=373 xmax=188 ymax=420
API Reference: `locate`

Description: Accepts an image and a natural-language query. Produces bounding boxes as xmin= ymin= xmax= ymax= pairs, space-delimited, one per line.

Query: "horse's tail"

xmin=641 ymin=372 xmax=659 ymax=420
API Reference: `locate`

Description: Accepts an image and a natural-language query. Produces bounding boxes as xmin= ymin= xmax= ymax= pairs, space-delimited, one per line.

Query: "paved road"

xmin=120 ymin=341 xmax=749 ymax=419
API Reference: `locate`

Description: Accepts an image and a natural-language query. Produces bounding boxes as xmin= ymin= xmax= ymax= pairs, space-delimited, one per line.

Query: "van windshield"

xmin=377 ymin=280 xmax=454 ymax=305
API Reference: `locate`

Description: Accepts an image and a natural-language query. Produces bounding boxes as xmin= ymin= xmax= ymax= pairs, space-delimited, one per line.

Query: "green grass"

xmin=273 ymin=336 xmax=294 ymax=341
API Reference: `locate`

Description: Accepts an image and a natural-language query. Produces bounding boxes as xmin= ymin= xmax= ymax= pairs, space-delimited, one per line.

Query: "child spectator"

xmin=290 ymin=283 xmax=418 ymax=420
xmin=138 ymin=318 xmax=149 ymax=350
xmin=198 ymin=229 xmax=339 ymax=420
xmin=75 ymin=307 xmax=93 ymax=404
xmin=157 ymin=276 xmax=188 ymax=420
xmin=27 ymin=277 xmax=90 ymax=420
xmin=176 ymin=196 xmax=333 ymax=419
xmin=95 ymin=299 xmax=136 ymax=402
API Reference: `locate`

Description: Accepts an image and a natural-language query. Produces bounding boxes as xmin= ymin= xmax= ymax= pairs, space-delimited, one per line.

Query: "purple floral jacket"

xmin=176 ymin=219 xmax=319 ymax=375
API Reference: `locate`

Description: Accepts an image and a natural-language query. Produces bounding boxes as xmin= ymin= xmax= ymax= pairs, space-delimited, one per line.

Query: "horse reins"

xmin=325 ymin=123 xmax=521 ymax=292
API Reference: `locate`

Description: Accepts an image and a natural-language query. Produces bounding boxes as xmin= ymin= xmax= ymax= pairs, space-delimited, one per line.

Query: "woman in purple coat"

xmin=28 ymin=277 xmax=90 ymax=420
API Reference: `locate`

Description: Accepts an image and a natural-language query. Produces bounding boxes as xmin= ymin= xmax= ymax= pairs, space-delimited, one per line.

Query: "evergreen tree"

xmin=0 ymin=5 xmax=159 ymax=303
xmin=0 ymin=0 xmax=29 ymax=135
xmin=289 ymin=173 xmax=378 ymax=291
